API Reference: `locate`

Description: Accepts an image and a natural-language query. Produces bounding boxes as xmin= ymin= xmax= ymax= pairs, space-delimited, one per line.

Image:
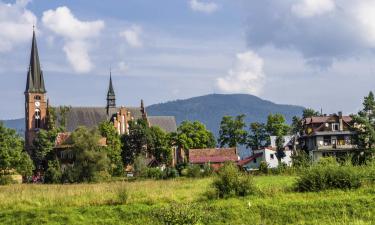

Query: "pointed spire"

xmin=107 ymin=71 xmax=115 ymax=97
xmin=25 ymin=28 xmax=46 ymax=93
xmin=106 ymin=70 xmax=116 ymax=112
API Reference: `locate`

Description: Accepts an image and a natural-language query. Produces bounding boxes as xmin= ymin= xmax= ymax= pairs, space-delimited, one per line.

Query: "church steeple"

xmin=106 ymin=71 xmax=116 ymax=114
xmin=25 ymin=28 xmax=46 ymax=93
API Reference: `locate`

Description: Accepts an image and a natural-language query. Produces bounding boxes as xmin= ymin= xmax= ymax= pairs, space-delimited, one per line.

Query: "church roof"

xmin=55 ymin=106 xmax=177 ymax=133
xmin=25 ymin=29 xmax=46 ymax=93
xmin=148 ymin=116 xmax=177 ymax=133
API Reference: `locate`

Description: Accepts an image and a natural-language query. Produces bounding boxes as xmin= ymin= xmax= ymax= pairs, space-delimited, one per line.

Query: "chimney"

xmin=338 ymin=111 xmax=343 ymax=131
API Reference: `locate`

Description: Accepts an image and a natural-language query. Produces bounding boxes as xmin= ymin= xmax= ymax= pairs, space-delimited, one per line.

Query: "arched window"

xmin=35 ymin=109 xmax=41 ymax=129
xmin=34 ymin=95 xmax=41 ymax=100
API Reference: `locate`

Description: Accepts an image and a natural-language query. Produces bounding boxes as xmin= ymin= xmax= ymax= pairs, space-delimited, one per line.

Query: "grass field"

xmin=0 ymin=175 xmax=374 ymax=224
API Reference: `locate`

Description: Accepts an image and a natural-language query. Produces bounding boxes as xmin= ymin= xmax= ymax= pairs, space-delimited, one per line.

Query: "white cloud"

xmin=0 ymin=0 xmax=36 ymax=52
xmin=352 ymin=1 xmax=375 ymax=46
xmin=291 ymin=0 xmax=335 ymax=18
xmin=217 ymin=51 xmax=265 ymax=95
xmin=63 ymin=41 xmax=92 ymax=73
xmin=119 ymin=25 xmax=143 ymax=48
xmin=42 ymin=6 xmax=104 ymax=73
xmin=189 ymin=0 xmax=219 ymax=14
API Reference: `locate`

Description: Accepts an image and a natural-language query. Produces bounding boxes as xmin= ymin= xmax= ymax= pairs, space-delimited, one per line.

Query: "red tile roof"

xmin=189 ymin=148 xmax=239 ymax=164
xmin=238 ymin=152 xmax=263 ymax=166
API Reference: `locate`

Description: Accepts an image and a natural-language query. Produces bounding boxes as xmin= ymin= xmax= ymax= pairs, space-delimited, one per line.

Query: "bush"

xmin=0 ymin=175 xmax=16 ymax=185
xmin=154 ymin=203 xmax=202 ymax=225
xmin=164 ymin=168 xmax=179 ymax=179
xmin=259 ymin=161 xmax=269 ymax=174
xmin=187 ymin=165 xmax=201 ymax=178
xmin=141 ymin=167 xmax=164 ymax=179
xmin=212 ymin=162 xmax=257 ymax=198
xmin=202 ymin=163 xmax=213 ymax=177
xmin=295 ymin=159 xmax=362 ymax=192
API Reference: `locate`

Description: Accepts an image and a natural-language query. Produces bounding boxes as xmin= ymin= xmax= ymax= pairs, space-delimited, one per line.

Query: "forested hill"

xmin=1 ymin=94 xmax=304 ymax=137
xmin=147 ymin=94 xmax=304 ymax=136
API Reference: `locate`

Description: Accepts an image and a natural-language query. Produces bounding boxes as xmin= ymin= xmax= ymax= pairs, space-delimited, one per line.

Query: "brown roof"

xmin=148 ymin=116 xmax=177 ymax=133
xmin=189 ymin=148 xmax=239 ymax=164
xmin=304 ymin=115 xmax=352 ymax=125
xmin=238 ymin=152 xmax=263 ymax=166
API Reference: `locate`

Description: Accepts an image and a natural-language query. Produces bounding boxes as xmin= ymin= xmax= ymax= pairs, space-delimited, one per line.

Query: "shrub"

xmin=295 ymin=160 xmax=362 ymax=192
xmin=259 ymin=161 xmax=269 ymax=174
xmin=212 ymin=162 xmax=257 ymax=198
xmin=187 ymin=165 xmax=201 ymax=178
xmin=154 ymin=203 xmax=201 ymax=225
xmin=164 ymin=168 xmax=179 ymax=179
xmin=0 ymin=175 xmax=16 ymax=185
xmin=202 ymin=163 xmax=213 ymax=177
xmin=142 ymin=168 xmax=164 ymax=179
xmin=180 ymin=168 xmax=189 ymax=177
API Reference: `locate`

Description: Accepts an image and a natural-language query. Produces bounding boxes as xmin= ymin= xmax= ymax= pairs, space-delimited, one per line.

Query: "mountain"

xmin=1 ymin=118 xmax=25 ymax=135
xmin=1 ymin=94 xmax=304 ymax=138
xmin=146 ymin=94 xmax=304 ymax=136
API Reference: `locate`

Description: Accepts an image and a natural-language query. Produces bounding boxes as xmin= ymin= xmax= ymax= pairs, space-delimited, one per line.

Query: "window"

xmin=332 ymin=123 xmax=339 ymax=131
xmin=34 ymin=109 xmax=41 ymax=128
xmin=34 ymin=95 xmax=41 ymax=100
xmin=323 ymin=136 xmax=331 ymax=146
xmin=253 ymin=158 xmax=257 ymax=163
xmin=270 ymin=154 xmax=274 ymax=159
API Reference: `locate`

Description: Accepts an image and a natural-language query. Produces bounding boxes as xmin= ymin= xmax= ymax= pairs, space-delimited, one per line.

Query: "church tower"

xmin=106 ymin=71 xmax=116 ymax=115
xmin=25 ymin=29 xmax=47 ymax=153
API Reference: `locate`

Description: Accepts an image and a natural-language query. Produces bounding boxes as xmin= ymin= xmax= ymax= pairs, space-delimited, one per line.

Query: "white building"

xmin=239 ymin=136 xmax=293 ymax=170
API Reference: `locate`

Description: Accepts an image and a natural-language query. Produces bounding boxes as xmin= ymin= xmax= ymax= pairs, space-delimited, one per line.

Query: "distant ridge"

xmin=1 ymin=94 xmax=304 ymax=137
xmin=146 ymin=94 xmax=304 ymax=136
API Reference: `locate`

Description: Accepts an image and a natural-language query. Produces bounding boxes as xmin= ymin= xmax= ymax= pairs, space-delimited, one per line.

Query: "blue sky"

xmin=1 ymin=0 xmax=374 ymax=119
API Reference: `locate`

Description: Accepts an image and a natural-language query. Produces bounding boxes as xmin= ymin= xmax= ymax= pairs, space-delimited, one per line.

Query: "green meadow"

xmin=0 ymin=176 xmax=374 ymax=225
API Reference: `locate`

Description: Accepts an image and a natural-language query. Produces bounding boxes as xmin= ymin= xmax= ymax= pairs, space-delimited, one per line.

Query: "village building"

xmin=299 ymin=112 xmax=357 ymax=161
xmin=239 ymin=136 xmax=293 ymax=170
xmin=188 ymin=148 xmax=239 ymax=170
xmin=24 ymin=30 xmax=177 ymax=158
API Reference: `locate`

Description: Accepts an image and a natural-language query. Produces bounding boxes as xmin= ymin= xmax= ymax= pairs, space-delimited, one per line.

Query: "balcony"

xmin=317 ymin=144 xmax=357 ymax=151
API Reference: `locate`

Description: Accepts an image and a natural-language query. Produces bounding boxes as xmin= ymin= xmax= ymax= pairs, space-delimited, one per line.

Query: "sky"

xmin=0 ymin=0 xmax=374 ymax=119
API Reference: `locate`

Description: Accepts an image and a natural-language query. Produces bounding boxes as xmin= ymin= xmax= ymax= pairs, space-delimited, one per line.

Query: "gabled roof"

xmin=25 ymin=30 xmax=46 ymax=93
xmin=148 ymin=116 xmax=177 ymax=133
xmin=189 ymin=148 xmax=239 ymax=164
xmin=238 ymin=152 xmax=263 ymax=166
xmin=55 ymin=106 xmax=144 ymax=132
xmin=304 ymin=115 xmax=352 ymax=125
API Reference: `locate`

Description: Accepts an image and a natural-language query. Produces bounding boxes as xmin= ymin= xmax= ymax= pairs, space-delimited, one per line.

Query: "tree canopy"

xmin=0 ymin=123 xmax=34 ymax=176
xmin=172 ymin=121 xmax=216 ymax=150
xmin=218 ymin=115 xmax=247 ymax=148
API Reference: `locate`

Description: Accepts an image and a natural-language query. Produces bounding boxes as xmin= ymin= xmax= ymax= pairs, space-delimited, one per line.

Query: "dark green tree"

xmin=352 ymin=91 xmax=375 ymax=164
xmin=99 ymin=121 xmax=123 ymax=176
xmin=68 ymin=127 xmax=110 ymax=182
xmin=0 ymin=123 xmax=34 ymax=177
xmin=32 ymin=129 xmax=57 ymax=170
xmin=148 ymin=126 xmax=172 ymax=164
xmin=218 ymin=115 xmax=247 ymax=148
xmin=121 ymin=119 xmax=150 ymax=165
xmin=302 ymin=108 xmax=320 ymax=118
xmin=247 ymin=122 xmax=270 ymax=150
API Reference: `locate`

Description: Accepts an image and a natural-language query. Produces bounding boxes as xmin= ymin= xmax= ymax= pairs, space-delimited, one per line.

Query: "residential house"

xmin=239 ymin=136 xmax=293 ymax=171
xmin=299 ymin=112 xmax=357 ymax=161
xmin=188 ymin=148 xmax=239 ymax=170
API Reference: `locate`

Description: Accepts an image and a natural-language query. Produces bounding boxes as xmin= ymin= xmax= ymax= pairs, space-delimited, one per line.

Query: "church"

xmin=24 ymin=29 xmax=177 ymax=153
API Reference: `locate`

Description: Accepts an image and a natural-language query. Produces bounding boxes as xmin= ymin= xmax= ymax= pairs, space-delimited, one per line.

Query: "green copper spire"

xmin=25 ymin=29 xmax=46 ymax=93
xmin=107 ymin=71 xmax=116 ymax=110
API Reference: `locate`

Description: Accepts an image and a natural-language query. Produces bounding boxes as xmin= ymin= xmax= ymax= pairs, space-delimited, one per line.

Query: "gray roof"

xmin=55 ymin=106 xmax=144 ymax=132
xmin=148 ymin=116 xmax=177 ymax=133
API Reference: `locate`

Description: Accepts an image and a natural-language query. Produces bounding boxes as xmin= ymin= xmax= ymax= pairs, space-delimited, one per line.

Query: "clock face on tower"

xmin=35 ymin=101 xmax=40 ymax=107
